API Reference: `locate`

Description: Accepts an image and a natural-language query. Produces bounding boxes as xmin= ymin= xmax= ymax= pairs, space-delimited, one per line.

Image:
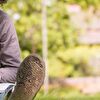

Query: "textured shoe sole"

xmin=8 ymin=54 xmax=45 ymax=100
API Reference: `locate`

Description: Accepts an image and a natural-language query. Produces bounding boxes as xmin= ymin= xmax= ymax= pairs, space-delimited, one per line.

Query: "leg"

xmin=0 ymin=92 xmax=4 ymax=100
xmin=0 ymin=68 xmax=18 ymax=83
xmin=0 ymin=67 xmax=18 ymax=99
xmin=9 ymin=54 xmax=45 ymax=100
xmin=0 ymin=83 xmax=15 ymax=100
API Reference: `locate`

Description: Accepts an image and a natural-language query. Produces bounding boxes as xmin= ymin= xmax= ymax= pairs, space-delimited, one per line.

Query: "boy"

xmin=0 ymin=0 xmax=45 ymax=100
xmin=0 ymin=0 xmax=20 ymax=83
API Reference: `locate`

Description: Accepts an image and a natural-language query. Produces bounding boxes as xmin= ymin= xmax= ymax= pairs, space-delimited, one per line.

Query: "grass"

xmin=35 ymin=87 xmax=100 ymax=100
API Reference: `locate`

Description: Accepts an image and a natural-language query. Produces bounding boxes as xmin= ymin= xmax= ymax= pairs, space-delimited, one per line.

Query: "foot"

xmin=8 ymin=54 xmax=45 ymax=100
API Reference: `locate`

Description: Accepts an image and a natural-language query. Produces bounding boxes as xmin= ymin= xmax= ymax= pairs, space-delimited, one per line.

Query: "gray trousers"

xmin=0 ymin=67 xmax=18 ymax=83
xmin=0 ymin=67 xmax=17 ymax=99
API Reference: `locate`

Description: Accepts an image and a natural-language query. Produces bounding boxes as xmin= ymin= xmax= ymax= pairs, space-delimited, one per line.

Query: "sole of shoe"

xmin=8 ymin=54 xmax=45 ymax=100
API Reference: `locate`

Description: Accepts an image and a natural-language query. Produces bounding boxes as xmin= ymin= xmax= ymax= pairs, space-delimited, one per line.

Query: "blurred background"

xmin=3 ymin=0 xmax=100 ymax=99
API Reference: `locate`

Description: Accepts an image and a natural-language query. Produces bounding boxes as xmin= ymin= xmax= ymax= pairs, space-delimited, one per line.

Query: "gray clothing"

xmin=0 ymin=10 xmax=21 ymax=83
xmin=0 ymin=10 xmax=20 ymax=68
xmin=0 ymin=67 xmax=18 ymax=83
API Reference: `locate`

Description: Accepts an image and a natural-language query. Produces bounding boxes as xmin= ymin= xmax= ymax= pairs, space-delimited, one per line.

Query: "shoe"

xmin=8 ymin=54 xmax=45 ymax=100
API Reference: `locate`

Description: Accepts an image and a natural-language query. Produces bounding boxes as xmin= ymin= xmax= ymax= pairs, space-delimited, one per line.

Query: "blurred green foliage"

xmin=35 ymin=87 xmax=100 ymax=100
xmin=3 ymin=0 xmax=100 ymax=77
xmin=66 ymin=0 xmax=100 ymax=9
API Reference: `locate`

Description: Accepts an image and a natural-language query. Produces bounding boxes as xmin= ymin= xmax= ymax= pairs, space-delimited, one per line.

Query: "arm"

xmin=0 ymin=15 xmax=20 ymax=68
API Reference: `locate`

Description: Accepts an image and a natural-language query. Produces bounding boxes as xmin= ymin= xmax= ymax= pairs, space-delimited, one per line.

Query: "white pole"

xmin=42 ymin=0 xmax=49 ymax=94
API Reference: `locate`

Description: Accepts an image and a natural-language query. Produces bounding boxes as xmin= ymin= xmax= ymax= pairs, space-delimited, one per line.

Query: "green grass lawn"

xmin=35 ymin=87 xmax=100 ymax=100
